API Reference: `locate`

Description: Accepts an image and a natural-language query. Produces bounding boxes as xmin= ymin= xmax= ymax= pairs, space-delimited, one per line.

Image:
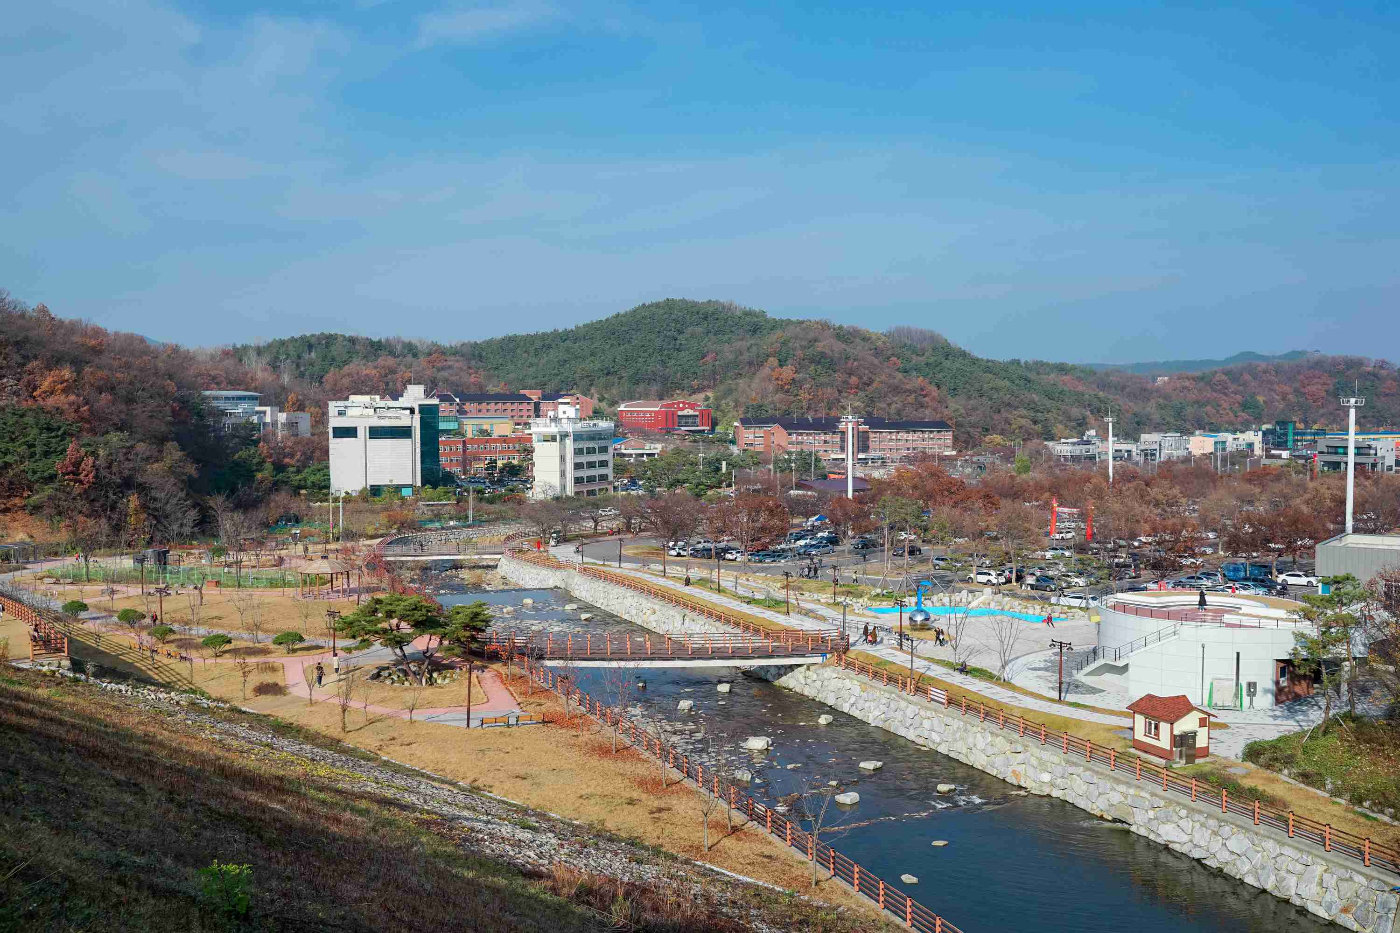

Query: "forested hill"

xmin=231 ymin=299 xmax=1400 ymax=444
xmin=1088 ymin=350 xmax=1317 ymax=376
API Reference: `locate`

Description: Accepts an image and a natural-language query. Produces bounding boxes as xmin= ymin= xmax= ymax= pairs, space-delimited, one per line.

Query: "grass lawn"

xmin=1243 ymin=716 xmax=1400 ymax=821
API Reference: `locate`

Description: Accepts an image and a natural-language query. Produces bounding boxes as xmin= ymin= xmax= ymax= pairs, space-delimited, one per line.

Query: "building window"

xmin=369 ymin=426 xmax=413 ymax=440
xmin=1143 ymin=719 xmax=1161 ymax=740
xmin=332 ymin=426 xmax=358 ymax=439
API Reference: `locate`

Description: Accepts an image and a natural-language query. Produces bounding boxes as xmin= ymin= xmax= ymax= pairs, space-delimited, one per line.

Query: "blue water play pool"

xmin=864 ymin=606 xmax=1067 ymax=623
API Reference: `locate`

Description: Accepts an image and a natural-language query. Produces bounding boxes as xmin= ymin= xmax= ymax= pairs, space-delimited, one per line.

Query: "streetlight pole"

xmin=1341 ymin=393 xmax=1365 ymax=534
xmin=783 ymin=571 xmax=792 ymax=615
xmin=326 ymin=609 xmax=341 ymax=658
xmin=154 ymin=585 xmax=171 ymax=624
xmin=465 ymin=658 xmax=475 ymax=727
xmin=1050 ymin=638 xmax=1073 ymax=702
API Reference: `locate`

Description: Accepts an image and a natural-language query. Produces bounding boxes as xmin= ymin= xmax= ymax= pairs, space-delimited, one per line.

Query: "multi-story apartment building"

xmin=328 ymin=385 xmax=441 ymax=495
xmin=529 ymin=406 xmax=615 ymax=499
xmin=616 ymin=400 xmax=713 ymax=433
xmin=438 ymin=434 xmax=532 ymax=475
xmin=1137 ymin=432 xmax=1192 ymax=463
xmin=531 ymin=391 xmax=595 ymax=419
xmin=733 ymin=416 xmax=952 ymax=462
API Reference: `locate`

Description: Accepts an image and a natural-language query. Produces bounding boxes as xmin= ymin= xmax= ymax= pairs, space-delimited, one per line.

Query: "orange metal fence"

xmin=505 ymin=547 xmax=1400 ymax=877
xmin=524 ymin=660 xmax=962 ymax=933
xmin=0 ymin=594 xmax=70 ymax=661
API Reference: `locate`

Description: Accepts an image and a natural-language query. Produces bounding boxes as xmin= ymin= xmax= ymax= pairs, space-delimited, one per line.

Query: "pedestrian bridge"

xmin=482 ymin=630 xmax=842 ymax=668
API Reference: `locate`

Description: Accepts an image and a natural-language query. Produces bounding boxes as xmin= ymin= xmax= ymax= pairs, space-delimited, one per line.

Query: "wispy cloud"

xmin=414 ymin=2 xmax=557 ymax=48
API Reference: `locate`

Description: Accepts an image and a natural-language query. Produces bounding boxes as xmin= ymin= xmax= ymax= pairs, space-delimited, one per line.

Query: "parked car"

xmin=930 ymin=555 xmax=954 ymax=567
xmin=688 ymin=545 xmax=715 ymax=558
xmin=892 ymin=543 xmax=922 ymax=557
xmin=851 ymin=539 xmax=879 ymax=551
xmin=1055 ymin=592 xmax=1099 ymax=608
xmin=1056 ymin=574 xmax=1089 ymax=587
xmin=1027 ymin=575 xmax=1059 ymax=592
xmin=1050 ymin=531 xmax=1075 ymax=541
xmin=1043 ymin=547 xmax=1072 ymax=559
xmin=1177 ymin=556 xmax=1204 ymax=568
xmin=798 ymin=543 xmax=834 ymax=556
xmin=1276 ymin=571 xmax=1320 ymax=587
xmin=968 ymin=569 xmax=1003 ymax=585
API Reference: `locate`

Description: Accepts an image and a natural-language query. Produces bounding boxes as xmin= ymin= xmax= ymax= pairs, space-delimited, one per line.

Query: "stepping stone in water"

xmin=677 ymin=700 xmax=694 ymax=711
xmin=743 ymin=736 xmax=771 ymax=751
xmin=930 ymin=840 xmax=949 ymax=847
xmin=834 ymin=792 xmax=859 ymax=805
xmin=817 ymin=714 xmax=834 ymax=725
xmin=859 ymin=760 xmax=883 ymax=771
xmin=937 ymin=783 xmax=956 ymax=794
xmin=901 ymin=874 xmax=918 ymax=884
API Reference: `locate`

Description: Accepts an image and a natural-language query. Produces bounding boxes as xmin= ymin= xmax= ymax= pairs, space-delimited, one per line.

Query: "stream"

xmin=447 ymin=584 xmax=1333 ymax=933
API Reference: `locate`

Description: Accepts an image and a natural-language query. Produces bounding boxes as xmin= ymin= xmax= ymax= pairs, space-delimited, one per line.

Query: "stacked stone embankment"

xmin=498 ymin=552 xmax=1400 ymax=932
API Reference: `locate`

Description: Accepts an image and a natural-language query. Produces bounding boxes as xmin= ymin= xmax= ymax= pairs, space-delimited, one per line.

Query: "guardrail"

xmin=1070 ymin=623 xmax=1180 ymax=675
xmin=833 ymin=654 xmax=1399 ymax=876
xmin=484 ymin=630 xmax=830 ymax=662
xmin=524 ymin=660 xmax=962 ymax=932
xmin=1102 ymin=597 xmax=1305 ymax=629
xmin=504 ymin=546 xmax=1399 ymax=877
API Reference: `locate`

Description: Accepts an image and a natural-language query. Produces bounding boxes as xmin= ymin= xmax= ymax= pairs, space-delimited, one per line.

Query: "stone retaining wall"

xmin=753 ymin=663 xmax=1398 ymax=933
xmin=499 ymin=553 xmax=1398 ymax=932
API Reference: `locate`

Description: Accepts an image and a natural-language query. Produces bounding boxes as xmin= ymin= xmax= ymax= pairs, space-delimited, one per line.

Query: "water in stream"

xmin=449 ymin=586 xmax=1333 ymax=933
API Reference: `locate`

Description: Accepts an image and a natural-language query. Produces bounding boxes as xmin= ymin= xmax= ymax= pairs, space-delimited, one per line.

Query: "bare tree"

xmin=944 ymin=602 xmax=977 ymax=669
xmin=334 ymin=665 xmax=358 ymax=732
xmin=404 ymin=682 xmax=425 ymax=722
xmin=234 ymin=648 xmax=253 ymax=700
xmin=643 ymin=491 xmax=699 ymax=578
xmin=599 ymin=661 xmax=638 ymax=753
xmin=691 ymin=727 xmax=724 ymax=853
xmin=232 ymin=591 xmax=265 ymax=643
xmin=796 ymin=779 xmax=848 ymax=888
xmin=301 ymin=663 xmax=316 ymax=706
xmin=986 ymin=612 xmax=1023 ymax=680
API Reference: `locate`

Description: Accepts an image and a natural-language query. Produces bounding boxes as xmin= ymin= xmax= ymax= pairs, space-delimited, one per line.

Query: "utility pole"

xmin=465 ymin=658 xmax=475 ymax=727
xmin=1050 ymin=639 xmax=1073 ymax=702
xmin=1341 ymin=391 xmax=1365 ymax=534
xmin=783 ymin=571 xmax=792 ymax=616
xmin=338 ymin=493 xmax=344 ymax=542
xmin=326 ymin=609 xmax=341 ymax=658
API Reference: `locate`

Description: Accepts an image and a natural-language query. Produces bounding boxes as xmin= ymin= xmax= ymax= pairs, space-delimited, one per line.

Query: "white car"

xmin=1050 ymin=531 xmax=1075 ymax=541
xmin=1042 ymin=547 xmax=1072 ymax=559
xmin=1276 ymin=571 xmax=1320 ymax=587
xmin=968 ymin=569 xmax=1004 ymax=585
xmin=1055 ymin=592 xmax=1099 ymax=608
xmin=1057 ymin=574 xmax=1088 ymax=587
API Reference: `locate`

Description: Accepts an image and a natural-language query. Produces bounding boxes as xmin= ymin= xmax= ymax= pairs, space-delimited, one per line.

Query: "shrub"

xmin=150 ymin=624 xmax=176 ymax=643
xmin=198 ymin=859 xmax=252 ymax=918
xmin=116 ymin=608 xmax=146 ymax=626
xmin=61 ymin=600 xmax=89 ymax=616
xmin=252 ymin=681 xmax=287 ymax=697
xmin=271 ymin=631 xmax=305 ymax=649
xmin=201 ymin=633 xmax=233 ymax=657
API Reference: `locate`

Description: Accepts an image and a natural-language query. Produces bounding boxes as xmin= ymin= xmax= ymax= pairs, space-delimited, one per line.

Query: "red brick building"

xmin=436 ymin=390 xmax=595 ymax=425
xmin=439 ymin=434 xmax=532 ymax=475
xmin=734 ymin=416 xmax=952 ymax=461
xmin=616 ymin=400 xmax=713 ymax=433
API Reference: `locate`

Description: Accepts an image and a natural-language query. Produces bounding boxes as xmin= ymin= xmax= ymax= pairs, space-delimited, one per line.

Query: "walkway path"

xmin=548 ymin=547 xmax=1131 ymax=728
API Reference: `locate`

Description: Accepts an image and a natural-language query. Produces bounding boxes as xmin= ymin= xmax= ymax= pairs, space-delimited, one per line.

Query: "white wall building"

xmin=328 ymin=385 xmax=441 ymax=495
xmin=203 ymin=390 xmax=262 ymax=431
xmin=528 ymin=406 xmax=614 ymax=499
xmin=1089 ymin=594 xmax=1315 ymax=709
xmin=255 ymin=405 xmax=311 ymax=438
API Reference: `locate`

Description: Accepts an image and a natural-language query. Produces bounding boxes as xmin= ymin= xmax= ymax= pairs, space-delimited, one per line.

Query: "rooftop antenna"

xmin=1340 ymin=383 xmax=1364 ymax=535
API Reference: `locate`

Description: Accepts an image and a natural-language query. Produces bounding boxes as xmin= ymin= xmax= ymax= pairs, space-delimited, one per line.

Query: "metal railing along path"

xmin=504 ymin=547 xmax=1399 ymax=877
xmin=524 ymin=660 xmax=962 ymax=933
xmin=484 ymin=630 xmax=830 ymax=662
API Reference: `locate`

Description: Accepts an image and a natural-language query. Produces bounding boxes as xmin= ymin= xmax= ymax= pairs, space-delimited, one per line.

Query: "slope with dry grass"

xmin=0 ymin=667 xmax=889 ymax=933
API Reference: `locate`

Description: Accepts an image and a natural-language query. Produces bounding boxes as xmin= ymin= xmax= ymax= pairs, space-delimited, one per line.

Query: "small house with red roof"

xmin=1126 ymin=694 xmax=1211 ymax=763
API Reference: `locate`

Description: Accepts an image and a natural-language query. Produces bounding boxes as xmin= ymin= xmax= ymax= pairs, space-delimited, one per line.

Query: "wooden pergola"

xmin=294 ymin=558 xmax=357 ymax=600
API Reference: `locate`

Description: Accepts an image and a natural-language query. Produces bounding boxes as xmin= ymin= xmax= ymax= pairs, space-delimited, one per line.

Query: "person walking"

xmin=1197 ymin=588 xmax=1207 ymax=610
xmin=1043 ymin=611 xmax=1055 ymax=629
xmin=684 ymin=572 xmax=692 ymax=586
xmin=315 ymin=661 xmax=324 ymax=687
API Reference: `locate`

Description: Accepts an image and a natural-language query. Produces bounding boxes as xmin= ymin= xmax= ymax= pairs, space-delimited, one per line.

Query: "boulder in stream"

xmin=742 ymin=736 xmax=771 ymax=751
xmin=676 ymin=699 xmax=694 ymax=711
xmin=936 ymin=783 xmax=956 ymax=794
xmin=858 ymin=760 xmax=883 ymax=771
xmin=817 ymin=714 xmax=834 ymax=725
xmin=716 ymin=683 xmax=731 ymax=693
xmin=834 ymin=792 xmax=860 ymax=806
xmin=901 ymin=874 xmax=918 ymax=885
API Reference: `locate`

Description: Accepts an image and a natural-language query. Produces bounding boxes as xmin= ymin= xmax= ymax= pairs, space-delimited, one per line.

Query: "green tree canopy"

xmin=336 ymin=594 xmax=493 ymax=684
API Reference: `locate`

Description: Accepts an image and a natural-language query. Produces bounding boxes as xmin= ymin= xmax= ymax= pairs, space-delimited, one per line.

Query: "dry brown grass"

xmin=176 ymin=661 xmax=890 ymax=922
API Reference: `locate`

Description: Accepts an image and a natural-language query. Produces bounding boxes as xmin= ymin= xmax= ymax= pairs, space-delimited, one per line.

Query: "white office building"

xmin=528 ymin=406 xmax=614 ymax=499
xmin=203 ymin=390 xmax=262 ymax=431
xmin=328 ymin=385 xmax=441 ymax=495
xmin=255 ymin=406 xmax=311 ymax=438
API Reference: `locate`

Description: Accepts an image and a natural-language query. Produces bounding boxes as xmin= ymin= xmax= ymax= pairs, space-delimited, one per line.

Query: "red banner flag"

xmin=1085 ymin=504 xmax=1094 ymax=542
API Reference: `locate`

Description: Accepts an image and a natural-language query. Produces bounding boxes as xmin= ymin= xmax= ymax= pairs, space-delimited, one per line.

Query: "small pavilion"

xmin=294 ymin=557 xmax=357 ymax=600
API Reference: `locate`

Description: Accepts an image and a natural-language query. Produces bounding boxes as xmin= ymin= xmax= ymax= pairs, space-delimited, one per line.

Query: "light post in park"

xmin=1341 ymin=392 xmax=1365 ymax=534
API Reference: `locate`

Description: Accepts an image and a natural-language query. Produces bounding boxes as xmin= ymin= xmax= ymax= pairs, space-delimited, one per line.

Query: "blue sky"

xmin=3 ymin=1 xmax=1396 ymax=362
